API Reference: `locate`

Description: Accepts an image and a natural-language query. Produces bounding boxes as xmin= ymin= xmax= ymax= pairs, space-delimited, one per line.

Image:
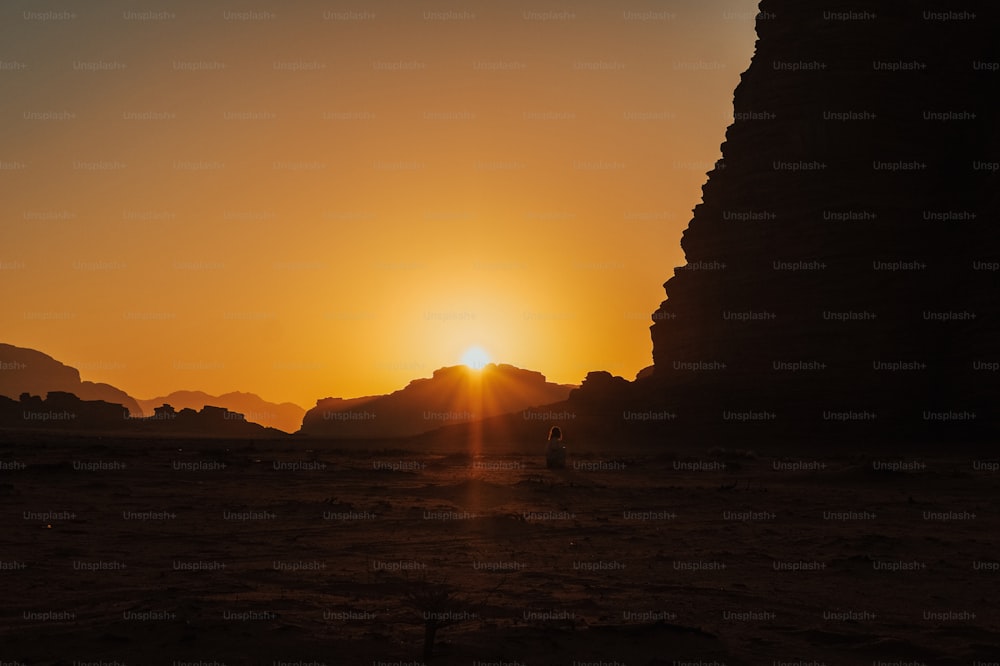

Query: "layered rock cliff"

xmin=643 ymin=2 xmax=998 ymax=439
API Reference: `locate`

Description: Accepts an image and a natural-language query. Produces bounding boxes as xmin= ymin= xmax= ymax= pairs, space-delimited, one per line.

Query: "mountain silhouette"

xmin=299 ymin=363 xmax=576 ymax=438
xmin=136 ymin=390 xmax=305 ymax=433
xmin=575 ymin=1 xmax=999 ymax=443
xmin=0 ymin=343 xmax=142 ymax=417
xmin=0 ymin=391 xmax=285 ymax=437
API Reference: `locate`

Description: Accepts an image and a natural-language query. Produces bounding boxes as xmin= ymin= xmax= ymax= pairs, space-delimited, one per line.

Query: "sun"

xmin=460 ymin=345 xmax=491 ymax=370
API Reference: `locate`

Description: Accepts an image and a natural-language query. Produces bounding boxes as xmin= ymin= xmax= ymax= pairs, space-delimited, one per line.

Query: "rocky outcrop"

xmin=131 ymin=402 xmax=285 ymax=437
xmin=4 ymin=391 xmax=127 ymax=430
xmin=638 ymin=3 xmax=998 ymax=440
xmin=0 ymin=344 xmax=142 ymax=417
xmin=135 ymin=390 xmax=306 ymax=433
xmin=299 ymin=364 xmax=576 ymax=438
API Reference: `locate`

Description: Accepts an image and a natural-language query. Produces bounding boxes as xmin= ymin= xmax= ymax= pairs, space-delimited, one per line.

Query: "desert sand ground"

xmin=1 ymin=431 xmax=998 ymax=665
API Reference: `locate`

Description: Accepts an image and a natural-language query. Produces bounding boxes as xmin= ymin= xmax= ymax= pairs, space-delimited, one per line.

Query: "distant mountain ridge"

xmin=299 ymin=363 xmax=576 ymax=438
xmin=136 ymin=391 xmax=305 ymax=433
xmin=2 ymin=344 xmax=578 ymax=439
xmin=1 ymin=343 xmax=303 ymax=432
xmin=0 ymin=391 xmax=284 ymax=437
xmin=0 ymin=343 xmax=142 ymax=417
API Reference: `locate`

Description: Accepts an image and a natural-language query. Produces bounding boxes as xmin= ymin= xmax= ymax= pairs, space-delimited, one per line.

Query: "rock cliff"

xmin=642 ymin=3 xmax=998 ymax=439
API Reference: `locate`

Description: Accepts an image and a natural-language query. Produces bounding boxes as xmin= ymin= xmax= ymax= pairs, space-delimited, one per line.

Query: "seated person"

xmin=545 ymin=426 xmax=566 ymax=469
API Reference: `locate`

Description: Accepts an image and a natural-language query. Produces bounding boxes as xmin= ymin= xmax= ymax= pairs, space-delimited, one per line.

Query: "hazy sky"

xmin=1 ymin=0 xmax=760 ymax=406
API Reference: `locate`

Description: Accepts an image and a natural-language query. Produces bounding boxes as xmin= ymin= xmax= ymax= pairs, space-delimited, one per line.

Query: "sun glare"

xmin=460 ymin=346 xmax=491 ymax=370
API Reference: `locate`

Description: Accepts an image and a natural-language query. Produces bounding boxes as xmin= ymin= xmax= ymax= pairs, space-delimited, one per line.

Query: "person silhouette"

xmin=545 ymin=426 xmax=566 ymax=469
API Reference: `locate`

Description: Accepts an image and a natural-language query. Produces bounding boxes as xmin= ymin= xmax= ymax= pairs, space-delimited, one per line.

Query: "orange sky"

xmin=1 ymin=0 xmax=759 ymax=407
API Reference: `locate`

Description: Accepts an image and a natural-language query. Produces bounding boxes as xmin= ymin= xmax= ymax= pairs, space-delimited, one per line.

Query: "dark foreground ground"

xmin=1 ymin=431 xmax=998 ymax=665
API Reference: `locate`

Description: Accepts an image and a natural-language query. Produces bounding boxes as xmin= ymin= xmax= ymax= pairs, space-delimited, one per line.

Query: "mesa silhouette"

xmin=299 ymin=363 xmax=575 ymax=439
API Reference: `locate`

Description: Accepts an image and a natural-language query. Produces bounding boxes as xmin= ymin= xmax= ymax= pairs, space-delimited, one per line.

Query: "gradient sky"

xmin=1 ymin=0 xmax=760 ymax=407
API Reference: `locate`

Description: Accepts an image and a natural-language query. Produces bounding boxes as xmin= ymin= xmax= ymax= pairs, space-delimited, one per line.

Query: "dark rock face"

xmin=644 ymin=3 xmax=998 ymax=439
